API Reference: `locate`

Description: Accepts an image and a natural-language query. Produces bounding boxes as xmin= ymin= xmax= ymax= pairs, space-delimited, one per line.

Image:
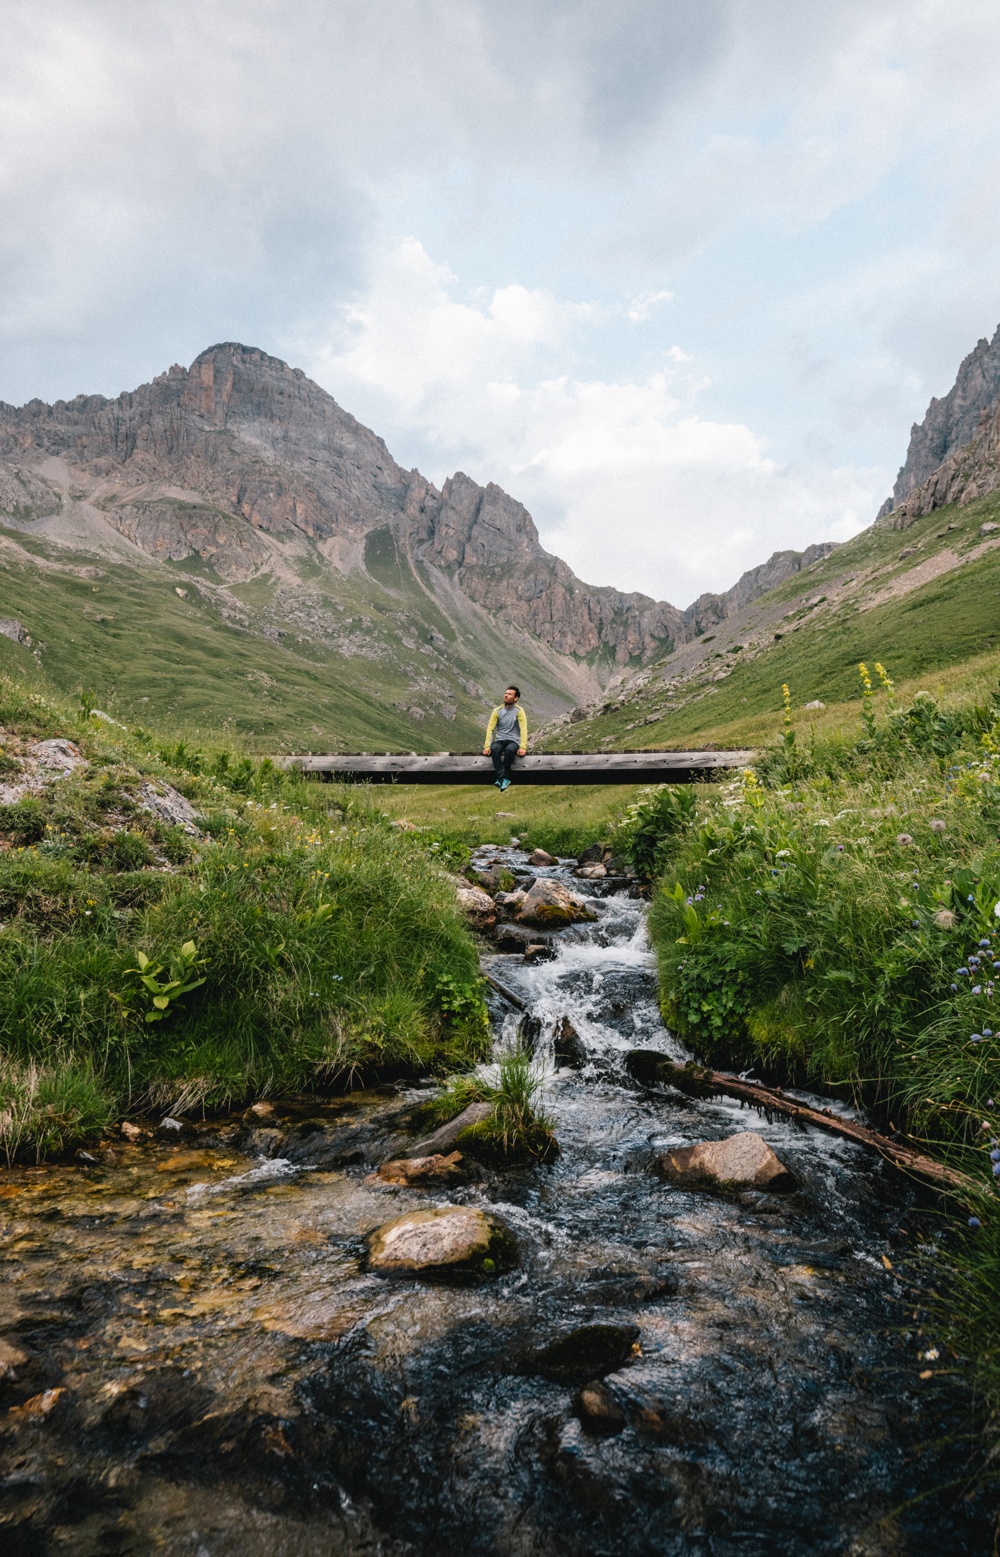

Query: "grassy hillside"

xmin=0 ymin=674 xmax=488 ymax=1162
xmin=375 ymin=781 xmax=642 ymax=856
xmin=0 ymin=521 xmax=585 ymax=755
xmin=544 ymin=490 xmax=1000 ymax=752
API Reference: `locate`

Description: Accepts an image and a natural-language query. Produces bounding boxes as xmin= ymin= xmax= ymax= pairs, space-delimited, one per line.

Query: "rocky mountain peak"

xmin=879 ymin=323 xmax=1000 ymax=517
xmin=0 ymin=342 xmax=835 ymax=677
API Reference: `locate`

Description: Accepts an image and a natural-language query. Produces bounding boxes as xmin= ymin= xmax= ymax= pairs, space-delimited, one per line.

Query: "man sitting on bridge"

xmin=483 ymin=685 xmax=528 ymax=790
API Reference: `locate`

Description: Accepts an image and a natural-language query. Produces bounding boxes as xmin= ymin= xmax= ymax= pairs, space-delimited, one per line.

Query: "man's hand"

xmin=517 ymin=747 xmax=526 ymax=757
xmin=483 ymin=747 xmax=491 ymax=756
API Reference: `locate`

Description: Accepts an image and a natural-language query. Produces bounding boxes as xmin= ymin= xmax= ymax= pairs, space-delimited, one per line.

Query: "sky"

xmin=4 ymin=1 xmax=1000 ymax=607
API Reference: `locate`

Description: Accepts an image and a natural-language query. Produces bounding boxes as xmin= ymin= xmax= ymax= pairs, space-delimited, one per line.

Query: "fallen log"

xmin=625 ymin=1051 xmax=979 ymax=1196
xmin=483 ymin=971 xmax=528 ymax=1011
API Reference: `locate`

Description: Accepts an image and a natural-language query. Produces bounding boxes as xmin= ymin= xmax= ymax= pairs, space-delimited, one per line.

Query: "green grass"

xmin=421 ymin=1043 xmax=555 ymax=1160
xmin=544 ymin=491 xmax=1000 ymax=753
xmin=0 ymin=675 xmax=489 ymax=1160
xmin=0 ymin=522 xmax=582 ymax=755
xmin=373 ymin=781 xmax=642 ymax=857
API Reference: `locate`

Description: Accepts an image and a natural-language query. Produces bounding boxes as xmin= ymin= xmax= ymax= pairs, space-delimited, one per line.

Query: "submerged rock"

xmin=375 ymin=1151 xmax=468 ymax=1186
xmin=574 ymin=1378 xmax=626 ymax=1436
xmin=366 ymin=1205 xmax=516 ymax=1279
xmin=526 ymin=1322 xmax=640 ymax=1384
xmin=517 ymin=877 xmax=596 ymax=927
xmin=658 ymin=1131 xmax=793 ymax=1190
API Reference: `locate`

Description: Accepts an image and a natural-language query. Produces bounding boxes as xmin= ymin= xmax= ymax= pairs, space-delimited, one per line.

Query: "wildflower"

xmin=956 ymin=967 xmax=970 ymax=976
xmin=934 ymin=908 xmax=957 ymax=929
xmin=973 ymin=986 xmax=983 ymax=994
xmin=980 ymin=939 xmax=991 ymax=949
xmin=896 ymin=833 xmax=913 ymax=847
xmin=929 ymin=819 xmax=946 ymax=833
xmin=984 ymin=1028 xmax=993 ymax=1036
xmin=969 ymin=1217 xmax=982 ymax=1229
xmin=971 ymin=1034 xmax=983 ymax=1044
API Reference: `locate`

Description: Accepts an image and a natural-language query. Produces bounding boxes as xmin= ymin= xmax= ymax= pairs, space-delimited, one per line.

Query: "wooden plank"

xmin=276 ymin=750 xmax=756 ymax=785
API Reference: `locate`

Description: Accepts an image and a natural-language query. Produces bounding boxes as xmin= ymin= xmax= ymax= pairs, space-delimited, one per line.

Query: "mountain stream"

xmin=0 ymin=847 xmax=990 ymax=1555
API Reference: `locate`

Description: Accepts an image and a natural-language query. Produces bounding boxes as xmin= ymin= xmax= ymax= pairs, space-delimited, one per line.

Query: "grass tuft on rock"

xmin=427 ymin=1044 xmax=557 ymax=1161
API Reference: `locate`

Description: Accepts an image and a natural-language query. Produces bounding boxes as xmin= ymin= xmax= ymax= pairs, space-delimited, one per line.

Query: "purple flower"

xmin=973 ymin=985 xmax=983 ymax=994
xmin=971 ymin=1035 xmax=983 ymax=1044
xmin=951 ymin=984 xmax=959 ymax=991
xmin=985 ymin=1029 xmax=994 ymax=1037
xmin=956 ymin=968 xmax=970 ymax=976
xmin=969 ymin=1217 xmax=982 ymax=1229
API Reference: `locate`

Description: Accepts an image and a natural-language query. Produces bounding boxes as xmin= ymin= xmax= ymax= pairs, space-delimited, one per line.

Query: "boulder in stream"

xmin=574 ymin=863 xmax=607 ymax=880
xmin=528 ymin=847 xmax=555 ymax=866
xmin=366 ymin=1205 xmax=516 ymax=1279
xmin=553 ymin=1015 xmax=588 ymax=1069
xmin=517 ymin=877 xmax=596 ymax=927
xmin=658 ymin=1130 xmax=794 ymax=1190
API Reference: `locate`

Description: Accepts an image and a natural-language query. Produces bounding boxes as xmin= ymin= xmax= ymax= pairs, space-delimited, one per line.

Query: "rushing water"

xmin=0 ymin=848 xmax=990 ymax=1555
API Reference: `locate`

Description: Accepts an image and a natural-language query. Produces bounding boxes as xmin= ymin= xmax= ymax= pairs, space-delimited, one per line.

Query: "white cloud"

xmin=309 ymin=239 xmax=883 ymax=605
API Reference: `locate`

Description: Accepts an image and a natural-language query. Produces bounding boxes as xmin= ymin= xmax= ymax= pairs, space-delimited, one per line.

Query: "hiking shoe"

xmin=499 ymin=777 xmax=511 ymax=791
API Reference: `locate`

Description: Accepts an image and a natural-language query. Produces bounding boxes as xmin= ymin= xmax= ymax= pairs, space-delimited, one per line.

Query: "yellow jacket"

xmin=484 ymin=704 xmax=528 ymax=747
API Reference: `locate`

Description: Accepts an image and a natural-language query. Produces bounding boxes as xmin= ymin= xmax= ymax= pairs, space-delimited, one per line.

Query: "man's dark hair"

xmin=506 ymin=685 xmax=521 ymax=699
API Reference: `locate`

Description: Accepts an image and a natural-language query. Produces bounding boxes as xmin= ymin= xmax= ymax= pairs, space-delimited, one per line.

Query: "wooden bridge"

xmin=278 ymin=750 xmax=756 ymax=786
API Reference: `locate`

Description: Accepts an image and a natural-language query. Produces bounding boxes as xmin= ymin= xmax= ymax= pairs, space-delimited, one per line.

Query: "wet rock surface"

xmin=366 ymin=1206 xmax=516 ymax=1279
xmin=659 ymin=1131 xmax=795 ymax=1191
xmin=0 ymin=844 xmax=990 ymax=1555
xmin=517 ymin=876 xmax=597 ymax=926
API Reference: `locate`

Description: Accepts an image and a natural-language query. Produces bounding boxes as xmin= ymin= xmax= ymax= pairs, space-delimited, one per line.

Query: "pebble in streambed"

xmin=0 ymin=846 xmax=990 ymax=1555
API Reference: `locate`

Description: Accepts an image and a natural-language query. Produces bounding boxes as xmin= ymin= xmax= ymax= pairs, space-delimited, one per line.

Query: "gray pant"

xmin=490 ymin=740 xmax=519 ymax=781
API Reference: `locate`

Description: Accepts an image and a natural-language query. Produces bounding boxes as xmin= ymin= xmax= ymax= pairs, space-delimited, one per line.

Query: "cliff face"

xmin=880 ymin=324 xmax=1000 ymax=516
xmin=882 ymin=392 xmax=1000 ymax=529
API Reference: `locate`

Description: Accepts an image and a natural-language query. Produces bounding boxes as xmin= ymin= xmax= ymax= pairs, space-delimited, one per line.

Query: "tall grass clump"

xmin=0 ymin=675 xmax=490 ymax=1159
xmin=424 ymin=1043 xmax=556 ymax=1160
xmin=632 ymin=667 xmax=1000 ymax=1488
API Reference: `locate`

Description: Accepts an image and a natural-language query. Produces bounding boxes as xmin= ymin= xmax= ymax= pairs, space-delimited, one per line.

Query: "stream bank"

xmin=0 ymin=847 xmax=990 ymax=1555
